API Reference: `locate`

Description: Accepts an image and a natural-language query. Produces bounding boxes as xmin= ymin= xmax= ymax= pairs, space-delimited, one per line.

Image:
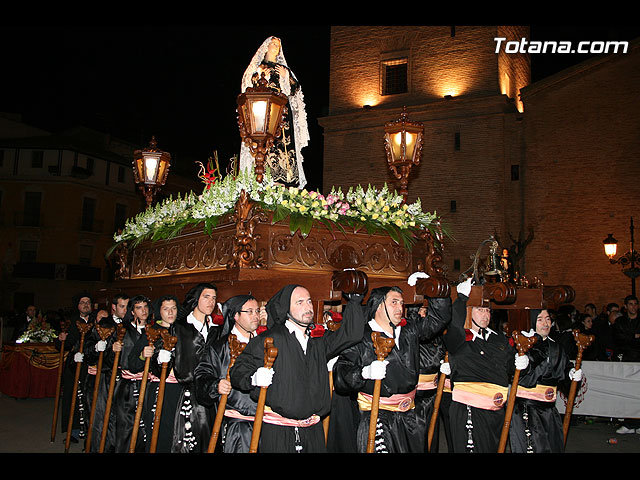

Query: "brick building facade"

xmin=320 ymin=25 xmax=640 ymax=312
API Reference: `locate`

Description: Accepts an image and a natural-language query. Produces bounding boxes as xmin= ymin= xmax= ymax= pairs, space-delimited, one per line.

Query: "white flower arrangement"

xmin=16 ymin=325 xmax=58 ymax=344
xmin=111 ymin=164 xmax=442 ymax=251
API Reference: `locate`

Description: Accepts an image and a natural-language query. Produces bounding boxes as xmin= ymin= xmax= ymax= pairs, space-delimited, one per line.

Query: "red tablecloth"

xmin=0 ymin=343 xmax=66 ymax=398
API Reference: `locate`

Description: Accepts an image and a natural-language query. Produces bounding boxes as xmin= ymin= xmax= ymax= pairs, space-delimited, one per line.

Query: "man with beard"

xmin=444 ymin=279 xmax=528 ymax=453
xmin=509 ymin=308 xmax=577 ymax=453
xmin=332 ymin=285 xmax=451 ymax=453
xmin=166 ymin=283 xmax=223 ymax=452
xmin=194 ymin=294 xmax=262 ymax=452
xmin=230 ymin=284 xmax=365 ymax=453
xmin=56 ymin=291 xmax=93 ymax=443
xmin=109 ymin=295 xmax=151 ymax=452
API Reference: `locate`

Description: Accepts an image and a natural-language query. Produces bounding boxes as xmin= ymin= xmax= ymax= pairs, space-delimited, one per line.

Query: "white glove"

xmin=515 ymin=353 xmax=529 ymax=370
xmin=521 ymin=329 xmax=535 ymax=337
xmin=95 ymin=340 xmax=107 ymax=352
xmin=251 ymin=367 xmax=274 ymax=387
xmin=362 ymin=360 xmax=388 ymax=380
xmin=157 ymin=349 xmax=172 ymax=364
xmin=74 ymin=352 xmax=84 ymax=363
xmin=569 ymin=368 xmax=582 ymax=382
xmin=408 ymin=271 xmax=429 ymax=286
xmin=327 ymin=356 xmax=338 ymax=371
xmin=439 ymin=360 xmax=451 ymax=375
xmin=456 ymin=277 xmax=473 ymax=297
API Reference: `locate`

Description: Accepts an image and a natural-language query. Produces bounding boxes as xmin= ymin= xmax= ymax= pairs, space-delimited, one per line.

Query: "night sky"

xmin=2 ymin=24 xmax=639 ymax=193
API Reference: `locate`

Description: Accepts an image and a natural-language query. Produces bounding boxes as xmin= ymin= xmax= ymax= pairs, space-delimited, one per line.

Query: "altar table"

xmin=0 ymin=343 xmax=66 ymax=399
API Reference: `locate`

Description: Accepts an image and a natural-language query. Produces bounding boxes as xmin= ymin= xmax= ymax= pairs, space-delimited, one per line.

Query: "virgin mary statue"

xmin=239 ymin=36 xmax=310 ymax=189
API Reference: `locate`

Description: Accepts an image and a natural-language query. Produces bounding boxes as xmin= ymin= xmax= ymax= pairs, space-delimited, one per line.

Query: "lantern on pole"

xmin=237 ymin=73 xmax=288 ymax=183
xmin=383 ymin=106 xmax=424 ymax=203
xmin=603 ymin=217 xmax=640 ymax=296
xmin=132 ymin=136 xmax=171 ymax=208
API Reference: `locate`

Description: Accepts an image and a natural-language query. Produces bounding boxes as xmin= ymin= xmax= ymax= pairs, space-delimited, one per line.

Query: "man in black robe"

xmin=443 ymin=279 xmax=528 ymax=453
xmin=109 ymin=293 xmax=129 ymax=325
xmin=82 ymin=308 xmax=116 ymax=452
xmin=194 ymin=294 xmax=261 ymax=453
xmin=412 ymin=304 xmax=451 ymax=453
xmin=111 ymin=294 xmax=150 ymax=452
xmin=333 ymin=285 xmax=451 ymax=453
xmin=509 ymin=308 xmax=576 ymax=453
xmin=229 ymin=284 xmax=365 ymax=453
xmin=167 ymin=282 xmax=223 ymax=452
xmin=129 ymin=294 xmax=184 ymax=452
xmin=56 ymin=290 xmax=93 ymax=443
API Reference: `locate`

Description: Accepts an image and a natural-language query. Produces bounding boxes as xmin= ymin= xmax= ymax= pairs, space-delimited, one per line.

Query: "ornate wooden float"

xmin=107 ymin=188 xmax=574 ymax=332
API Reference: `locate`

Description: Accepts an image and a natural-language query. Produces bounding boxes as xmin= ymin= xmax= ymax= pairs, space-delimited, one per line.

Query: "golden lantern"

xmin=237 ymin=73 xmax=288 ymax=183
xmin=603 ymin=233 xmax=618 ymax=259
xmin=383 ymin=106 xmax=424 ymax=203
xmin=133 ymin=136 xmax=171 ymax=208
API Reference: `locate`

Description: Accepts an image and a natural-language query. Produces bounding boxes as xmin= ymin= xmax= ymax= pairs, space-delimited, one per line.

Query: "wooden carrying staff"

xmin=322 ymin=309 xmax=342 ymax=444
xmin=51 ymin=319 xmax=70 ymax=443
xmin=497 ymin=330 xmax=538 ymax=453
xmin=249 ymin=337 xmax=278 ymax=453
xmin=128 ymin=327 xmax=161 ymax=453
xmin=562 ymin=329 xmax=594 ymax=445
xmin=207 ymin=334 xmax=247 ymax=453
xmin=85 ymin=325 xmax=115 ymax=453
xmin=148 ymin=329 xmax=178 ymax=453
xmin=98 ymin=324 xmax=127 ymax=453
xmin=366 ymin=331 xmax=395 ymax=453
xmin=427 ymin=350 xmax=447 ymax=452
xmin=64 ymin=321 xmax=93 ymax=453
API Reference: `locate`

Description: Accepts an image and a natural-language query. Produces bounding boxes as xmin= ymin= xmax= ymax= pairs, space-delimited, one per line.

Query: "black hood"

xmin=222 ymin=294 xmax=256 ymax=336
xmin=265 ymin=284 xmax=300 ymax=328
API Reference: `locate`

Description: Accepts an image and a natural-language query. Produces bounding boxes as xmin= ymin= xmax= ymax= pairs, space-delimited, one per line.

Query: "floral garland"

xmin=111 ymin=164 xmax=443 ymax=253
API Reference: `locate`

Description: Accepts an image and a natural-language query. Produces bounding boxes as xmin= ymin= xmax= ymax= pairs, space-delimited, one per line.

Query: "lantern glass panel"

xmin=604 ymin=241 xmax=617 ymax=259
xmin=143 ymin=153 xmax=160 ymax=184
xmin=268 ymin=102 xmax=283 ymax=135
xmin=251 ymin=99 xmax=268 ymax=133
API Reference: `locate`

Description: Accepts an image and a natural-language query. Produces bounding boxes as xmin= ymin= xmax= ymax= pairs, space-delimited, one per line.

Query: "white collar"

xmin=187 ymin=312 xmax=210 ymax=340
xmin=368 ymin=319 xmax=401 ymax=348
xmin=231 ymin=325 xmax=252 ymax=344
xmin=470 ymin=327 xmax=496 ymax=341
xmin=285 ymin=319 xmax=308 ymax=353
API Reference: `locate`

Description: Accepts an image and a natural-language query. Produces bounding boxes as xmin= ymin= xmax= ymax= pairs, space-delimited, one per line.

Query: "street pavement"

xmin=0 ymin=392 xmax=638 ymax=455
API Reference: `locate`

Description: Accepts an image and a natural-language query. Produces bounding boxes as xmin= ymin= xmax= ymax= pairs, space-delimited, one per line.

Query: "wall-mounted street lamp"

xmin=383 ymin=106 xmax=424 ymax=203
xmin=603 ymin=216 xmax=640 ymax=296
xmin=133 ymin=136 xmax=171 ymax=208
xmin=237 ymin=73 xmax=288 ymax=184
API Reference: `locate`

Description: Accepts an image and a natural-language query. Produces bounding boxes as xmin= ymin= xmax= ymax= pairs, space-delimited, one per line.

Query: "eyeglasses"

xmin=239 ymin=309 xmax=261 ymax=316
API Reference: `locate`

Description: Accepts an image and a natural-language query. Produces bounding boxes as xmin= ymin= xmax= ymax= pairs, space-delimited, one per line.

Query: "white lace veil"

xmin=238 ymin=36 xmax=309 ymax=188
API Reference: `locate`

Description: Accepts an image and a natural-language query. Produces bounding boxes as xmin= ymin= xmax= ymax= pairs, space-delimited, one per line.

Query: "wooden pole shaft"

xmin=64 ymin=326 xmax=90 ymax=453
xmin=149 ymin=363 xmax=169 ymax=453
xmin=84 ymin=351 xmax=104 ymax=452
xmin=98 ymin=349 xmax=121 ymax=453
xmin=128 ymin=355 xmax=151 ymax=453
xmin=50 ymin=339 xmax=65 ymax=443
xmin=427 ymin=352 xmax=448 ymax=451
xmin=249 ymin=337 xmax=277 ymax=453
